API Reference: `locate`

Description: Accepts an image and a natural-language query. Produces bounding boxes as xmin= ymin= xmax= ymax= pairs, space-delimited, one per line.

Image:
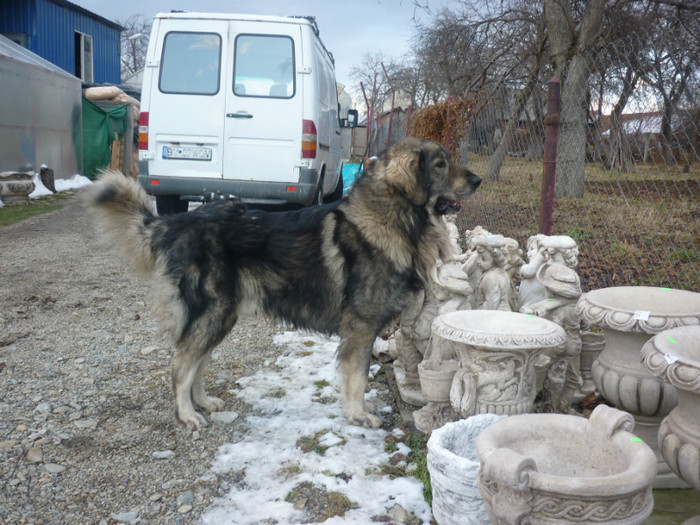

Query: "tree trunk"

xmin=547 ymin=0 xmax=606 ymax=199
xmin=607 ymin=67 xmax=638 ymax=172
xmin=554 ymin=56 xmax=589 ymax=199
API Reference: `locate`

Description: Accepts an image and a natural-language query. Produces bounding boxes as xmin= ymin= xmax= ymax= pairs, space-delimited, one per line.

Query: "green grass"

xmin=460 ymin=155 xmax=700 ymax=291
xmin=0 ymin=193 xmax=71 ymax=227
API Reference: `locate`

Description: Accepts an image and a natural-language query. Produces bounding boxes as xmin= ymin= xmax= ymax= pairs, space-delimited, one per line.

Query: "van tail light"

xmin=302 ymin=119 xmax=317 ymax=159
xmin=138 ymin=112 xmax=149 ymax=150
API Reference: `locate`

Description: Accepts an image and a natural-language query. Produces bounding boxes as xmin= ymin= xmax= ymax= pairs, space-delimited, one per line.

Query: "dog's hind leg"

xmin=337 ymin=316 xmax=382 ymax=429
xmin=192 ymin=351 xmax=225 ymax=413
xmin=172 ymin=346 xmax=210 ymax=430
xmin=172 ymin=316 xmax=235 ymax=430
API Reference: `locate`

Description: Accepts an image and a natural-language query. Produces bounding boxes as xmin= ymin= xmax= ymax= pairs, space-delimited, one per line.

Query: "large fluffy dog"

xmin=86 ymin=138 xmax=481 ymax=430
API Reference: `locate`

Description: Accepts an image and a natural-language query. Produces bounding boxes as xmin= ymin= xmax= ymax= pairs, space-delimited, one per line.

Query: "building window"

xmin=4 ymin=34 xmax=28 ymax=48
xmin=74 ymin=31 xmax=94 ymax=82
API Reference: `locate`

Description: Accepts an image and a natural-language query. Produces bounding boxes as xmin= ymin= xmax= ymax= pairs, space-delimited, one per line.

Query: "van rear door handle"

xmin=227 ymin=112 xmax=253 ymax=119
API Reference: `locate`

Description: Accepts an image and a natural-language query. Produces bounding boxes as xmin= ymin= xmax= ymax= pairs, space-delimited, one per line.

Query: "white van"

xmin=137 ymin=12 xmax=344 ymax=212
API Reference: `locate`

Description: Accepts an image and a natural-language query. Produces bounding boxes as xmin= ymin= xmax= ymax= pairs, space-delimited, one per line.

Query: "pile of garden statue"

xmin=375 ymin=216 xmax=700 ymax=525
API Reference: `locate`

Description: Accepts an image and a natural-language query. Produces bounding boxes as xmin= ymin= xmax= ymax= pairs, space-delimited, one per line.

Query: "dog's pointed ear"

xmin=383 ymin=141 xmax=428 ymax=204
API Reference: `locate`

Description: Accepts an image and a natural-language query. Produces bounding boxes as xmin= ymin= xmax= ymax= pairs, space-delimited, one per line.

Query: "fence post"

xmin=539 ymin=76 xmax=560 ymax=235
xmin=445 ymin=96 xmax=454 ymax=152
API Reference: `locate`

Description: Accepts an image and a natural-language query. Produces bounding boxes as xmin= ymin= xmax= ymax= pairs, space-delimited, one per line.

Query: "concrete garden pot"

xmin=0 ymin=171 xmax=35 ymax=205
xmin=476 ymin=405 xmax=657 ymax=525
xmin=577 ymin=286 xmax=700 ymax=488
xmin=427 ymin=413 xmax=505 ymax=525
xmin=642 ymin=326 xmax=700 ymax=489
xmin=418 ymin=359 xmax=459 ymax=403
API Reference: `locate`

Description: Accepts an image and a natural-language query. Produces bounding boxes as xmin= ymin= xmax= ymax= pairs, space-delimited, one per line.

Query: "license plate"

xmin=162 ymin=146 xmax=212 ymax=161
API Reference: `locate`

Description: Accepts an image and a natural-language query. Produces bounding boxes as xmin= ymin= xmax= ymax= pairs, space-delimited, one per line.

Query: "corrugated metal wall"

xmin=0 ymin=0 xmax=121 ymax=84
xmin=0 ymin=1 xmax=34 ymax=33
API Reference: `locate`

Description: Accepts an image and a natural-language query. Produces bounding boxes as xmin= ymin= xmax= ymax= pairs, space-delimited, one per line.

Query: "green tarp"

xmin=81 ymin=98 xmax=128 ymax=179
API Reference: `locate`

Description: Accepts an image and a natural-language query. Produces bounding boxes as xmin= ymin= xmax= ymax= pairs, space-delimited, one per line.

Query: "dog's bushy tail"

xmin=84 ymin=169 xmax=158 ymax=275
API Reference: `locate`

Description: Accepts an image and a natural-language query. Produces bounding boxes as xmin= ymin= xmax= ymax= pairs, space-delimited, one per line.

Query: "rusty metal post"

xmin=381 ymin=62 xmax=395 ymax=149
xmin=539 ymin=76 xmax=560 ymax=235
xmin=406 ymin=103 xmax=412 ymax=136
xmin=445 ymin=96 xmax=454 ymax=152
xmin=360 ymin=81 xmax=370 ymax=156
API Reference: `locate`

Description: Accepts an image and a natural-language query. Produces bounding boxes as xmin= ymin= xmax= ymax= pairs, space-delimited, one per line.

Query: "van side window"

xmin=160 ymin=32 xmax=221 ymax=95
xmin=233 ymin=35 xmax=295 ymax=98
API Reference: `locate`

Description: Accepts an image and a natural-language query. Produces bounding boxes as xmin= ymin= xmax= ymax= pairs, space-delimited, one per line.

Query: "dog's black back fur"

xmin=151 ymin=197 xmax=422 ymax=341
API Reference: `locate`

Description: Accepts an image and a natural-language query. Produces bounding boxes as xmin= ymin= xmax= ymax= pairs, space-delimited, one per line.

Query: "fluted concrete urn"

xmin=642 ymin=326 xmax=700 ymax=489
xmin=576 ymin=286 xmax=700 ymax=488
xmin=476 ymin=405 xmax=657 ymax=525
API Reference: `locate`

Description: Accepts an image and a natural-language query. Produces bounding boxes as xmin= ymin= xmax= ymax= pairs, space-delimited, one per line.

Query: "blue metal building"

xmin=0 ymin=0 xmax=122 ymax=84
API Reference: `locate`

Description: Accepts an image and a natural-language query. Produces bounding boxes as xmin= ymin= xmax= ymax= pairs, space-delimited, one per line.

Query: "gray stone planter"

xmin=577 ymin=286 xmax=700 ymax=487
xmin=642 ymin=325 xmax=700 ymax=489
xmin=427 ymin=414 xmax=505 ymax=525
xmin=476 ymin=405 xmax=657 ymax=525
xmin=0 ymin=171 xmax=35 ymax=205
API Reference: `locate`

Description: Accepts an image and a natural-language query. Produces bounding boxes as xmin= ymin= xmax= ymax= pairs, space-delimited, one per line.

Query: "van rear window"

xmin=160 ymin=32 xmax=221 ymax=95
xmin=233 ymin=35 xmax=295 ymax=98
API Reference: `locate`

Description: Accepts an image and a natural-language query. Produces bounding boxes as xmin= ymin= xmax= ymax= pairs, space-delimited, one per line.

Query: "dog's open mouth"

xmin=436 ymin=197 xmax=462 ymax=214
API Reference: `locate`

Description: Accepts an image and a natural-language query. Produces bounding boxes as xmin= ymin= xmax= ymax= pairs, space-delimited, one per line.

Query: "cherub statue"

xmin=466 ymin=234 xmax=512 ymax=311
xmin=520 ymin=263 xmax=583 ymax=413
xmin=519 ymin=235 xmax=578 ymax=310
xmin=504 ymin=237 xmax=525 ymax=311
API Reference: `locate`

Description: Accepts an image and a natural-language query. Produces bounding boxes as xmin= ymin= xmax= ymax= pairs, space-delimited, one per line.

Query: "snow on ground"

xmin=202 ymin=331 xmax=432 ymax=524
xmin=30 ymin=172 xmax=93 ymax=199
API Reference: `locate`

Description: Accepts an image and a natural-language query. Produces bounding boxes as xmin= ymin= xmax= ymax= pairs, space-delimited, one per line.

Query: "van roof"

xmin=154 ymin=12 xmax=333 ymax=64
xmin=155 ymin=12 xmax=315 ymax=28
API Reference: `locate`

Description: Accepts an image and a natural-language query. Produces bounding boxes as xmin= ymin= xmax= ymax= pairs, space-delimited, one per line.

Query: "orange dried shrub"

xmin=408 ymin=98 xmax=475 ymax=157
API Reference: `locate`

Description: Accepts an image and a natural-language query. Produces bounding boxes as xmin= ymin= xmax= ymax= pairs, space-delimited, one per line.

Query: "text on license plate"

xmin=162 ymin=146 xmax=212 ymax=161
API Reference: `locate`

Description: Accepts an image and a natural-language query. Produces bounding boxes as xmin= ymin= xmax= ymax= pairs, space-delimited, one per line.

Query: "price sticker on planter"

xmin=633 ymin=310 xmax=650 ymax=321
xmin=664 ymin=353 xmax=678 ymax=364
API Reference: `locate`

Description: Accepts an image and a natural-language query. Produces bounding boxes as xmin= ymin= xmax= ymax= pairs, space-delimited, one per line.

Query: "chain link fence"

xmin=451 ymin=28 xmax=700 ymax=293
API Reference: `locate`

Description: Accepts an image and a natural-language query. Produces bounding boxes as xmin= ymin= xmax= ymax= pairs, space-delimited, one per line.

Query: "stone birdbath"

xmin=476 ymin=404 xmax=657 ymax=525
xmin=577 ymin=286 xmax=700 ymax=488
xmin=434 ymin=310 xmax=566 ymax=418
xmin=642 ymin=325 xmax=700 ymax=489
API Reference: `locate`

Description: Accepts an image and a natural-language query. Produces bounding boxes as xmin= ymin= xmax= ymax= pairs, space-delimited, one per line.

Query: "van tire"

xmin=330 ymin=172 xmax=343 ymax=201
xmin=313 ymin=178 xmax=324 ymax=206
xmin=156 ymin=195 xmax=189 ymax=215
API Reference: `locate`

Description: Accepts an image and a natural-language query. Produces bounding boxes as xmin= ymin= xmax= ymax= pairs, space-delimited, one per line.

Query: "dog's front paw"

xmin=194 ymin=395 xmax=225 ymax=413
xmin=348 ymin=411 xmax=382 ymax=429
xmin=176 ymin=409 xmax=208 ymax=431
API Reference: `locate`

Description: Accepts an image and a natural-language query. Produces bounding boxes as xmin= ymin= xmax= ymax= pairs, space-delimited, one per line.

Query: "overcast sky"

xmin=71 ymin=0 xmax=452 ymax=90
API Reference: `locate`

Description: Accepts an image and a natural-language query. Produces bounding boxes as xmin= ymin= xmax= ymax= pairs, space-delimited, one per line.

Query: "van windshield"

xmin=159 ymin=32 xmax=221 ymax=95
xmin=233 ymin=34 xmax=295 ymax=98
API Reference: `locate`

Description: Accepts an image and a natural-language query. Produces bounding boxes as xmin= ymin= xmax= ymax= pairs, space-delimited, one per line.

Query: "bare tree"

xmin=117 ymin=14 xmax=152 ymax=82
xmin=486 ymin=18 xmax=547 ymax=180
xmin=641 ymin=4 xmax=700 ymax=164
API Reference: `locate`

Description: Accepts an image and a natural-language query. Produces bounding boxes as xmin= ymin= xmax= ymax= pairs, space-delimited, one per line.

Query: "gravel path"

xmin=0 ymin=194 xmax=293 ymax=524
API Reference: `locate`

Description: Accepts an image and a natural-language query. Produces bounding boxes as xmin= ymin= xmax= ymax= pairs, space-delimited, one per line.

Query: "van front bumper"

xmin=137 ymin=168 xmax=320 ymax=206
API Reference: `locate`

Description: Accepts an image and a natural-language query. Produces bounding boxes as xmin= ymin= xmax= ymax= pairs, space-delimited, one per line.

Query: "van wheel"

xmin=156 ymin=195 xmax=189 ymax=215
xmin=313 ymin=179 xmax=324 ymax=205
xmin=330 ymin=173 xmax=344 ymax=201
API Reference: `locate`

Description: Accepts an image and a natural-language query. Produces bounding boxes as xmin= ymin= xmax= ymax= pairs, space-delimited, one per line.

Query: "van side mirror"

xmin=343 ymin=109 xmax=358 ymax=129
